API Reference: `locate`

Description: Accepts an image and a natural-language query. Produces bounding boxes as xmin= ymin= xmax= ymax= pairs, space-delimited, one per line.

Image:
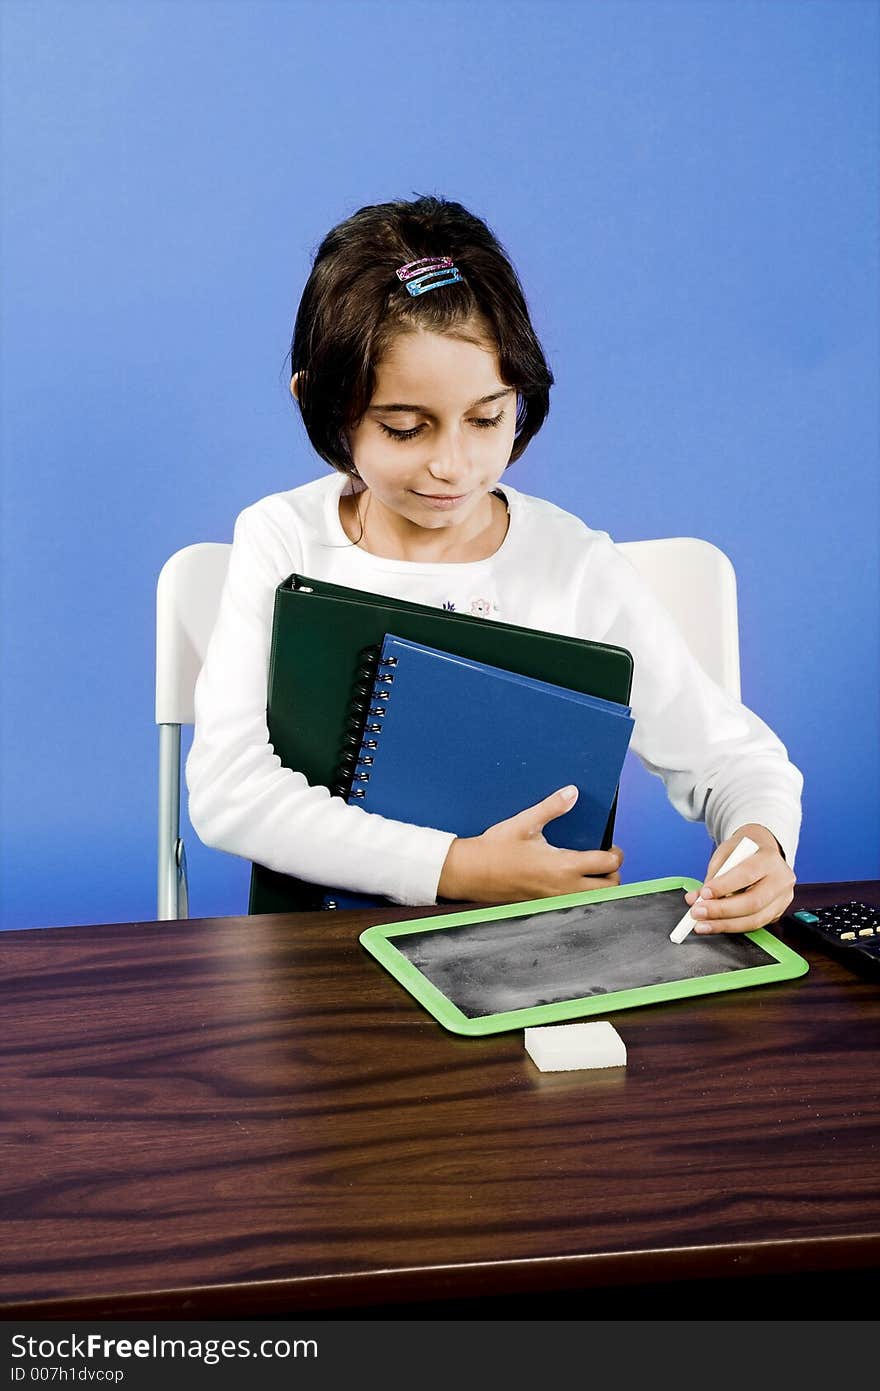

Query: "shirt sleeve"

xmin=580 ymin=535 xmax=804 ymax=867
xmin=185 ymin=503 xmax=456 ymax=905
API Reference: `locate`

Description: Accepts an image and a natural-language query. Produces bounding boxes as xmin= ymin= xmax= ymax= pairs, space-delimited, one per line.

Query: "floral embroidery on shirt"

xmin=441 ymin=597 xmax=499 ymax=617
xmin=469 ymin=597 xmax=496 ymax=618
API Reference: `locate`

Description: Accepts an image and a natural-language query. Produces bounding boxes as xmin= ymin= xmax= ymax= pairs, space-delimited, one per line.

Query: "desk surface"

xmin=1 ymin=881 xmax=878 ymax=1319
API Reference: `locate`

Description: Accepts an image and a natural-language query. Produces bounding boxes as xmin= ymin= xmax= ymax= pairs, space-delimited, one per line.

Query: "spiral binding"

xmin=330 ymin=646 xmax=399 ymax=799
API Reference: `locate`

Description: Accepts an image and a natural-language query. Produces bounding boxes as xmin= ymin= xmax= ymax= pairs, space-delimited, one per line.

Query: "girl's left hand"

xmin=683 ymin=823 xmax=796 ymax=934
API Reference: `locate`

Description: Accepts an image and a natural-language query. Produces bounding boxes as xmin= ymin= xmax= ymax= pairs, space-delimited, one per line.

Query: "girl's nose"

xmin=427 ymin=428 xmax=471 ymax=483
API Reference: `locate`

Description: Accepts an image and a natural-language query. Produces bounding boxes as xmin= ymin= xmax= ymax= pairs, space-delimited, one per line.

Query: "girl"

xmin=187 ymin=195 xmax=802 ymax=934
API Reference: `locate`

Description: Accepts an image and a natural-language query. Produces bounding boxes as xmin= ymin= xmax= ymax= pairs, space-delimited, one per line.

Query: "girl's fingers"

xmin=686 ymin=847 xmax=794 ymax=914
xmin=703 ymin=853 xmax=791 ymax=900
xmin=569 ymin=845 xmax=624 ymax=879
xmin=502 ymin=785 xmax=579 ymax=837
xmin=693 ymin=885 xmax=794 ymax=934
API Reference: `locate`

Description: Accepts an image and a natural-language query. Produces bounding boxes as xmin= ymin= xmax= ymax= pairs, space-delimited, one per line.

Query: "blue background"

xmin=1 ymin=0 xmax=877 ymax=930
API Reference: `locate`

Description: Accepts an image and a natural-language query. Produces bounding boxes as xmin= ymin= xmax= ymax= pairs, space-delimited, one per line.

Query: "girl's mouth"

xmin=412 ymin=491 xmax=470 ymax=509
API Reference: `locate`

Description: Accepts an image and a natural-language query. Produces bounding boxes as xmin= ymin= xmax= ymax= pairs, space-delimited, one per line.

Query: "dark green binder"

xmin=248 ymin=574 xmax=634 ymax=914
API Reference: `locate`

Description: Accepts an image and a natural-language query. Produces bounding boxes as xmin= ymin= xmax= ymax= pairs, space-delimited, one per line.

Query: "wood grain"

xmin=1 ymin=883 xmax=878 ymax=1317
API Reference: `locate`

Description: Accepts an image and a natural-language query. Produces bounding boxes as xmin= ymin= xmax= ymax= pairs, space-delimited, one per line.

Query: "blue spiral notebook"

xmin=325 ymin=634 xmax=634 ymax=910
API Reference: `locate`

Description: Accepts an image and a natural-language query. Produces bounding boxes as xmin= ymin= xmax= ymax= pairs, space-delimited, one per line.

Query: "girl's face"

xmin=346 ymin=327 xmax=517 ymax=548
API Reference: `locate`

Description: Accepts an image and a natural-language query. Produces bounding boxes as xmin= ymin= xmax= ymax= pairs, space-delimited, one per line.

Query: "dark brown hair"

xmin=290 ymin=194 xmax=554 ymax=476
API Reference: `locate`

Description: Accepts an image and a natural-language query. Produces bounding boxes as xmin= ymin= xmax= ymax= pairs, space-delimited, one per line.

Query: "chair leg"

xmin=176 ymin=838 xmax=189 ymax=919
xmin=158 ymin=724 xmax=186 ymax=919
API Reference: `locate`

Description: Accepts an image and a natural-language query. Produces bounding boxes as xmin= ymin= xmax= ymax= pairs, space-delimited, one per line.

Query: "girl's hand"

xmin=684 ymin=823 xmax=796 ymax=934
xmin=438 ymin=785 xmax=623 ymax=904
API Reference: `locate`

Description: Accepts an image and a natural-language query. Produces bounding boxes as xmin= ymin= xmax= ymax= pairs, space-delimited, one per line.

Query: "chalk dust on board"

xmin=395 ymin=889 xmax=769 ymax=1018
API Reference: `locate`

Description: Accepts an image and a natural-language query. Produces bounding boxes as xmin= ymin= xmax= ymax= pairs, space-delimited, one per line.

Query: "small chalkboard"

xmin=359 ymin=877 xmax=810 ymax=1036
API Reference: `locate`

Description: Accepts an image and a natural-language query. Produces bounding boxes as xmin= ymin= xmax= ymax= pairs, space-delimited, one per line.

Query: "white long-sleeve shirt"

xmin=186 ymin=471 xmax=803 ymax=905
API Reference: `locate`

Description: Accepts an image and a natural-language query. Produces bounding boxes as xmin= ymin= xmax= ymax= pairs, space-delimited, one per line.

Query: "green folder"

xmin=249 ymin=574 xmax=634 ymax=914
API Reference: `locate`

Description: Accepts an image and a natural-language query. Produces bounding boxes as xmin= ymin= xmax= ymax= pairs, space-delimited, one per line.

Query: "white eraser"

xmin=524 ymin=1021 xmax=627 ymax=1073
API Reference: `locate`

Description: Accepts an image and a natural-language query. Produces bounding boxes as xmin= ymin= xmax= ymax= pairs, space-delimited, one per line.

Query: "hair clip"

xmin=396 ymin=256 xmax=454 ymax=282
xmin=403 ymin=267 xmax=463 ymax=297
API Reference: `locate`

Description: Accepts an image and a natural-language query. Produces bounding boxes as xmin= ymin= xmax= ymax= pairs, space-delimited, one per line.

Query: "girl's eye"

xmin=379 ymin=411 xmax=506 ymax=444
xmin=379 ymin=423 xmax=425 ymax=442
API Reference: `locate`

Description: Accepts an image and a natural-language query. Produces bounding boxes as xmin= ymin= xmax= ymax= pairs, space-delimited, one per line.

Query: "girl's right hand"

xmin=437 ymin=785 xmax=624 ymax=904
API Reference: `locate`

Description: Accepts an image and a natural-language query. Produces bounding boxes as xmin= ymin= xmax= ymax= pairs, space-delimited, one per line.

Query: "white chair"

xmin=155 ymin=536 xmax=740 ymax=920
xmin=156 ymin=543 xmax=232 ymax=920
xmin=616 ymin=537 xmax=741 ymax=701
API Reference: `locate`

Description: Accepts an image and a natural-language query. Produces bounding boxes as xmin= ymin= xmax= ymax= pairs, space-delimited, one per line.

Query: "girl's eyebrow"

xmin=367 ymin=388 xmax=514 ymax=415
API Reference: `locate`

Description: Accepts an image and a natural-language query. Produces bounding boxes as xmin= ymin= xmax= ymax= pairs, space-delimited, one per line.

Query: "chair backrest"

xmin=154 ymin=535 xmax=740 ymax=918
xmin=617 ymin=536 xmax=741 ymax=700
xmin=156 ymin=542 xmax=232 ymax=725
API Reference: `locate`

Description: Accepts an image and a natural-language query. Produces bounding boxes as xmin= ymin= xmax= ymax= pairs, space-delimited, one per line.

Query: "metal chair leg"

xmin=158 ymin=724 xmax=187 ymax=919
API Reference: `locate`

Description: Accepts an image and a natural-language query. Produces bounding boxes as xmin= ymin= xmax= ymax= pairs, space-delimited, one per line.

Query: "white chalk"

xmin=669 ymin=835 xmax=761 ymax=943
xmin=524 ymin=1021 xmax=627 ymax=1073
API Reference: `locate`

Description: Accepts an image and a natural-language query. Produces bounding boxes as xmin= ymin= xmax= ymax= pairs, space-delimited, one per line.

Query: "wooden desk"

xmin=1 ymin=882 xmax=878 ymax=1319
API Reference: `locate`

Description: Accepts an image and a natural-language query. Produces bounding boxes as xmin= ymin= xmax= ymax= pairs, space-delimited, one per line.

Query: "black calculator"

xmin=789 ymin=902 xmax=880 ymax=980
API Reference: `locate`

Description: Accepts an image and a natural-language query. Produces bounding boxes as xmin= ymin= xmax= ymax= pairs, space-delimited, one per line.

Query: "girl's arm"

xmin=185 ymin=502 xmax=457 ymax=906
xmin=585 ymin=538 xmax=803 ymax=931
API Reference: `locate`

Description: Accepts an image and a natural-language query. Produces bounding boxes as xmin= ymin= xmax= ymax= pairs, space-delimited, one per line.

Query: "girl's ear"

xmin=290 ymin=373 xmax=300 ymax=400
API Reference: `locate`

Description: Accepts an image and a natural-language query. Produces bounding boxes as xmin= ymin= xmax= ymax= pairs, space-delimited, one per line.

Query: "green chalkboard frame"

xmin=359 ymin=876 xmax=810 ymax=1036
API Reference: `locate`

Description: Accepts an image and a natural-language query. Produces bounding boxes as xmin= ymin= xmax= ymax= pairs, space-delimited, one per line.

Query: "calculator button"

xmin=790 ymin=903 xmax=880 ymax=979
